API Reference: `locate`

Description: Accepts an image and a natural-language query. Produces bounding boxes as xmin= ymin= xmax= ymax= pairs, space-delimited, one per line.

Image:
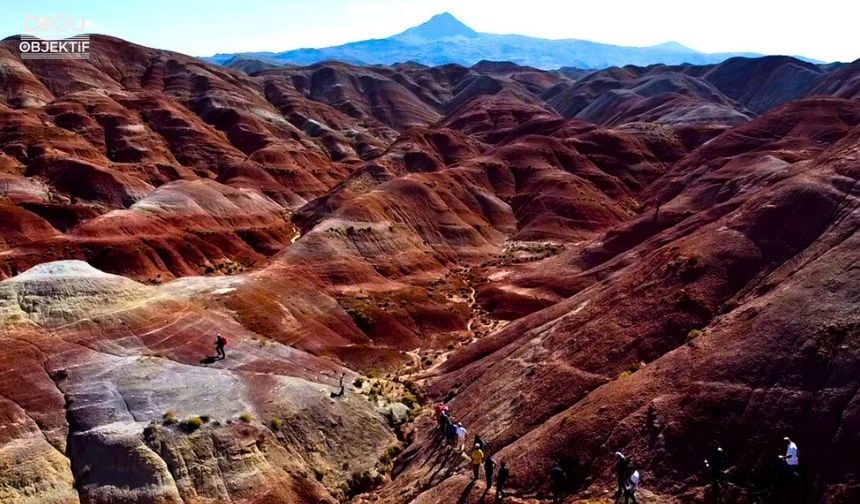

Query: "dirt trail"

xmin=405 ymin=268 xmax=499 ymax=383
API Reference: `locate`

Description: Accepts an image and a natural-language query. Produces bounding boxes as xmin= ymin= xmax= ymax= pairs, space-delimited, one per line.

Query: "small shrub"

xmin=239 ymin=412 xmax=253 ymax=423
xmin=199 ymin=415 xmax=211 ymax=423
xmin=399 ymin=393 xmax=417 ymax=410
xmin=143 ymin=423 xmax=159 ymax=439
xmin=687 ymin=328 xmax=703 ymax=342
xmin=162 ymin=410 xmax=177 ymax=425
xmin=443 ymin=388 xmax=459 ymax=402
xmin=270 ymin=418 xmax=284 ymax=431
xmin=347 ymin=307 xmax=373 ymax=332
xmin=402 ymin=379 xmax=425 ymax=405
xmin=422 ymin=356 xmax=434 ymax=367
xmin=378 ymin=445 xmax=402 ymax=472
xmin=347 ymin=469 xmax=384 ymax=496
xmin=618 ymin=370 xmax=632 ymax=380
xmin=181 ymin=416 xmax=203 ymax=433
xmin=353 ymin=376 xmax=365 ymax=388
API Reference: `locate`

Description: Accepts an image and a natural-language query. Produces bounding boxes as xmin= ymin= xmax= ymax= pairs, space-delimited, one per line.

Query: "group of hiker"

xmin=212 ymin=331 xmax=804 ymax=502
xmin=434 ymin=400 xmax=804 ymax=502
xmin=434 ymin=402 xmax=510 ymax=500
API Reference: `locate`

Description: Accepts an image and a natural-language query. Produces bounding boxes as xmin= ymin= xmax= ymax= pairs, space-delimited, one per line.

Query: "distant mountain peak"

xmin=393 ymin=12 xmax=478 ymax=43
xmin=650 ymin=41 xmax=696 ymax=53
xmin=204 ymin=12 xmax=777 ymax=70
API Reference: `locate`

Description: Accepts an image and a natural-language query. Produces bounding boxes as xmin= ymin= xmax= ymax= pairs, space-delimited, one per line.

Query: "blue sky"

xmin=3 ymin=0 xmax=858 ymax=62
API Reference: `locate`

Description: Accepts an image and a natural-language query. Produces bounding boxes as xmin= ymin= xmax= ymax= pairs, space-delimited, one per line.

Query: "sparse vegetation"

xmin=162 ymin=410 xmax=177 ymax=425
xmin=270 ymin=418 xmax=284 ymax=431
xmin=404 ymin=408 xmax=417 ymax=423
xmin=687 ymin=328 xmax=703 ymax=342
xmin=239 ymin=412 xmax=253 ymax=423
xmin=402 ymin=379 xmax=425 ymax=405
xmin=353 ymin=376 xmax=365 ymax=388
xmin=345 ymin=306 xmax=374 ymax=332
xmin=368 ymin=380 xmax=384 ymax=396
xmin=399 ymin=392 xmax=418 ymax=409
xmin=346 ymin=469 xmax=384 ymax=496
xmin=443 ymin=387 xmax=459 ymax=402
xmin=181 ymin=416 xmax=204 ymax=433
xmin=618 ymin=370 xmax=632 ymax=380
xmin=377 ymin=445 xmax=402 ymax=474
xmin=143 ymin=422 xmax=159 ymax=440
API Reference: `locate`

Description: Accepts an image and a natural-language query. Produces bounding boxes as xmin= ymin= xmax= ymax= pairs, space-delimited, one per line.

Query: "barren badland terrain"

xmin=0 ymin=34 xmax=858 ymax=503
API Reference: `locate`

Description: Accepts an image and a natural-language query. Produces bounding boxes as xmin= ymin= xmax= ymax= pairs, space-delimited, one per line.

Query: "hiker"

xmin=778 ymin=437 xmax=800 ymax=482
xmin=495 ymin=461 xmax=509 ymax=501
xmin=435 ymin=402 xmax=449 ymax=432
xmin=613 ymin=451 xmax=630 ymax=498
xmin=215 ymin=333 xmax=227 ymax=359
xmin=446 ymin=419 xmax=459 ymax=449
xmin=704 ymin=441 xmax=724 ymax=486
xmin=455 ymin=422 xmax=468 ymax=452
xmin=485 ymin=453 xmax=496 ymax=488
xmin=550 ymin=463 xmax=566 ymax=504
xmin=438 ymin=409 xmax=452 ymax=439
xmin=435 ymin=402 xmax=449 ymax=426
xmin=474 ymin=434 xmax=486 ymax=451
xmin=471 ymin=444 xmax=485 ymax=480
xmin=622 ymin=467 xmax=640 ymax=504
xmin=330 ymin=373 xmax=345 ymax=398
xmin=434 ymin=401 xmax=449 ymax=421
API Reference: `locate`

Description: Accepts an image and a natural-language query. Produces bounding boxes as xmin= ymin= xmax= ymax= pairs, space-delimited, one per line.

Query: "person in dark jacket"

xmin=438 ymin=409 xmax=451 ymax=441
xmin=445 ymin=419 xmax=459 ymax=449
xmin=704 ymin=441 xmax=725 ymax=486
xmin=495 ymin=461 xmax=509 ymax=502
xmin=485 ymin=454 xmax=496 ymax=488
xmin=614 ymin=451 xmax=630 ymax=497
xmin=550 ymin=463 xmax=566 ymax=504
xmin=215 ymin=333 xmax=227 ymax=359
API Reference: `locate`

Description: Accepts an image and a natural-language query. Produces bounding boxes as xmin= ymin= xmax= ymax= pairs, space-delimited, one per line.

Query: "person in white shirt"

xmin=455 ymin=423 xmax=468 ymax=453
xmin=781 ymin=437 xmax=799 ymax=466
xmin=615 ymin=467 xmax=640 ymax=504
xmin=624 ymin=468 xmax=640 ymax=504
xmin=778 ymin=436 xmax=803 ymax=489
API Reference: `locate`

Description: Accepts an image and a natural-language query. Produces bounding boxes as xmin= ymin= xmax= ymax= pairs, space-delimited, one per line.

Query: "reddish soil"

xmin=1 ymin=34 xmax=858 ymax=503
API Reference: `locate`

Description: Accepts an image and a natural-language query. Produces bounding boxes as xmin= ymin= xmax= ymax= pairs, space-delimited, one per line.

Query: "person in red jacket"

xmin=215 ymin=333 xmax=227 ymax=360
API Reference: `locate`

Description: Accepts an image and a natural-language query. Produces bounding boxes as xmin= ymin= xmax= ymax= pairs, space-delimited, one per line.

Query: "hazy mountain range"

xmin=205 ymin=12 xmax=771 ymax=69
